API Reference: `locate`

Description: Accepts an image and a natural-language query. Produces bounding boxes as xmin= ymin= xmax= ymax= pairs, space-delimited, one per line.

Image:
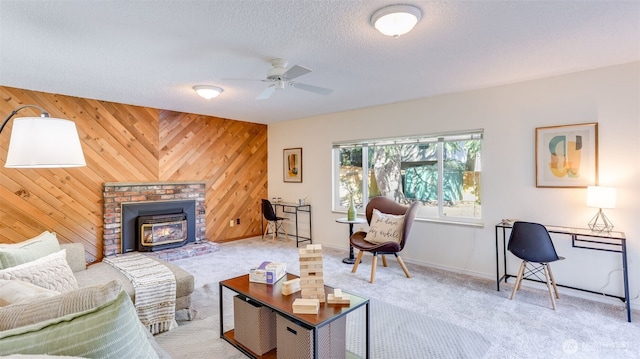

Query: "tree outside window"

xmin=334 ymin=131 xmax=482 ymax=223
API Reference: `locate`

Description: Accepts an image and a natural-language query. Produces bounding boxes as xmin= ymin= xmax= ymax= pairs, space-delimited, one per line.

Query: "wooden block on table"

xmin=282 ymin=278 xmax=301 ymax=295
xmin=327 ymin=289 xmax=351 ymax=305
xmin=292 ymin=298 xmax=320 ymax=314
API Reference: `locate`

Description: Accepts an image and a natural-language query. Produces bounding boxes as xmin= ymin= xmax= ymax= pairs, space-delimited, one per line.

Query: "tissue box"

xmin=249 ymin=261 xmax=286 ymax=284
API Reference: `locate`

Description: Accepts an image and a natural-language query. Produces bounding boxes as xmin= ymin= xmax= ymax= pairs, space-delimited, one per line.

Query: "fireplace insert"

xmin=136 ymin=212 xmax=188 ymax=252
xmin=121 ymin=200 xmax=197 ymax=253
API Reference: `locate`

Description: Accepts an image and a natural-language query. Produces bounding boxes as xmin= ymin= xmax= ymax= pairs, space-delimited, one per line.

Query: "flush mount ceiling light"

xmin=193 ymin=85 xmax=223 ymax=100
xmin=371 ymin=4 xmax=422 ymax=38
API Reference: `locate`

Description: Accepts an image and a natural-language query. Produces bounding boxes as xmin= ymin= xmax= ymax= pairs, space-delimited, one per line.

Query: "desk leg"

xmin=495 ymin=226 xmax=500 ymax=291
xmin=343 ymin=223 xmax=356 ymax=264
xmin=218 ymin=283 xmax=224 ymax=338
xmin=622 ymin=240 xmax=632 ymax=322
xmin=295 ymin=208 xmax=300 ymax=247
xmin=365 ymin=301 xmax=370 ymax=359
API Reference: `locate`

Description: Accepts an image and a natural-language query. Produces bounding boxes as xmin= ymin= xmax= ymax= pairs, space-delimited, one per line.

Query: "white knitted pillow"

xmin=0 ymin=250 xmax=78 ymax=293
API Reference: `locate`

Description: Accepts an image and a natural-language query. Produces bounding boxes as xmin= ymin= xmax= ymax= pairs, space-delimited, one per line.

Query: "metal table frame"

xmin=219 ymin=273 xmax=370 ymax=358
xmin=262 ymin=202 xmax=312 ymax=247
xmin=495 ymin=223 xmax=631 ymax=322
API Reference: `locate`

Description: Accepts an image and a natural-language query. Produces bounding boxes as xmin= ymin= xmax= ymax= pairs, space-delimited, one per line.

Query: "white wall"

xmin=268 ymin=62 xmax=640 ymax=308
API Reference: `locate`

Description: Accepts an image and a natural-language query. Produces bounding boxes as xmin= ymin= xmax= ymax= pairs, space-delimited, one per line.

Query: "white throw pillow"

xmin=0 ymin=250 xmax=78 ymax=293
xmin=0 ymin=279 xmax=60 ymax=307
xmin=364 ymin=209 xmax=405 ymax=244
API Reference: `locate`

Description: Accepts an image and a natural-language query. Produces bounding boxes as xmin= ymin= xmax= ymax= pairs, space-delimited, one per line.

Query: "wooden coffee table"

xmin=219 ymin=273 xmax=370 ymax=358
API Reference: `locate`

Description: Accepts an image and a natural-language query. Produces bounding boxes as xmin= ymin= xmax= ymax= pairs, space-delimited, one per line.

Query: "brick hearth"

xmin=145 ymin=241 xmax=219 ymax=262
xmin=103 ymin=181 xmax=207 ymax=257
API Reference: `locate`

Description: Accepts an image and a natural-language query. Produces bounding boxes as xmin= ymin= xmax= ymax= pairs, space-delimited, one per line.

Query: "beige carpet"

xmin=155 ymin=236 xmax=640 ymax=358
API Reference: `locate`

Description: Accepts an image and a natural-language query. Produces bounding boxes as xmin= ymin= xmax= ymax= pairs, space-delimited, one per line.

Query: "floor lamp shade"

xmin=5 ymin=117 xmax=86 ymax=168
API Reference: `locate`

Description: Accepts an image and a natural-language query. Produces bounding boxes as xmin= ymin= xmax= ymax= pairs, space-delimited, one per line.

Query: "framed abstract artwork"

xmin=535 ymin=123 xmax=598 ymax=188
xmin=283 ymin=147 xmax=302 ymax=183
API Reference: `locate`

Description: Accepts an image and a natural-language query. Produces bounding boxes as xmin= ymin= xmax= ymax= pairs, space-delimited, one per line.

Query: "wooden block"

xmin=301 ymin=288 xmax=325 ymax=296
xmin=300 ymin=269 xmax=324 ymax=277
xmin=327 ymin=293 xmax=351 ymax=305
xmin=281 ymin=278 xmax=301 ymax=296
xmin=283 ymin=278 xmax=300 ymax=287
xmin=292 ymin=298 xmax=320 ymax=314
xmin=283 ymin=286 xmax=301 ymax=296
xmin=300 ymin=281 xmax=324 ymax=289
xmin=300 ymin=253 xmax=323 ymax=260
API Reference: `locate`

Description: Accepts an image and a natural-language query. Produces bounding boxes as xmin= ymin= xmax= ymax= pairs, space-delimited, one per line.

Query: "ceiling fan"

xmin=230 ymin=59 xmax=333 ymax=100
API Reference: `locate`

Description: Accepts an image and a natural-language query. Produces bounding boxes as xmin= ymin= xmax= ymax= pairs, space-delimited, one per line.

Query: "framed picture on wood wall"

xmin=535 ymin=122 xmax=598 ymax=188
xmin=283 ymin=147 xmax=302 ymax=183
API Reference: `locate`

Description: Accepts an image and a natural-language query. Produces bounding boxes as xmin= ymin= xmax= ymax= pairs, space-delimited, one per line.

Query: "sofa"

xmin=0 ymin=231 xmax=196 ymax=358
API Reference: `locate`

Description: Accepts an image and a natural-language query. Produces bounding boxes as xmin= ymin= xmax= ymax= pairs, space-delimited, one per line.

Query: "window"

xmin=333 ymin=130 xmax=483 ymax=224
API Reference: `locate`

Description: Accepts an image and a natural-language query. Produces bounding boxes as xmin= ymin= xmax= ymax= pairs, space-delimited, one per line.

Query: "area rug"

xmin=154 ymin=236 xmax=491 ymax=359
xmin=156 ymin=287 xmax=490 ymax=359
xmin=347 ymin=299 xmax=490 ymax=358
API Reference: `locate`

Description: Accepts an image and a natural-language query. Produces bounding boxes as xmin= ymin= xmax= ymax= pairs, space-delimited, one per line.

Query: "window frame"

xmin=332 ymin=129 xmax=483 ymax=225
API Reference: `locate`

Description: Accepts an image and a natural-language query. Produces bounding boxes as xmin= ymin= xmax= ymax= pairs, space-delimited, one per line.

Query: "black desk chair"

xmin=261 ymin=199 xmax=289 ymax=243
xmin=508 ymin=221 xmax=565 ymax=309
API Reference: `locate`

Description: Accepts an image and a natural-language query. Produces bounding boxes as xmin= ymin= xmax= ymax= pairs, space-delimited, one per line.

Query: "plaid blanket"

xmin=104 ymin=253 xmax=176 ymax=334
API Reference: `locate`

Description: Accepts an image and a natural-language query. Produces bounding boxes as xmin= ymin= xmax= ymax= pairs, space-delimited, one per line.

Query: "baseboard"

xmin=309 ymin=241 xmax=639 ymax=312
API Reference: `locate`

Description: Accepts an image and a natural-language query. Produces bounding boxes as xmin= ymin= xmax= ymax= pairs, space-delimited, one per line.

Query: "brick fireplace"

xmin=103 ymin=181 xmax=207 ymax=257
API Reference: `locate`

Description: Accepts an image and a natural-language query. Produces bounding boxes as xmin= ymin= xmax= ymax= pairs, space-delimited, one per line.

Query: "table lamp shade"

xmin=586 ymin=186 xmax=616 ymax=209
xmin=5 ymin=117 xmax=86 ymax=168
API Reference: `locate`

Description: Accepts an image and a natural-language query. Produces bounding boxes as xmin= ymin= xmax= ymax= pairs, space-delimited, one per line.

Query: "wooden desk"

xmin=219 ymin=273 xmax=370 ymax=358
xmin=495 ymin=223 xmax=631 ymax=322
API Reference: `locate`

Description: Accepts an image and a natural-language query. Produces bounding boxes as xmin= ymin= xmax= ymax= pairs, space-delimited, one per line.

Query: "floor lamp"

xmin=1 ymin=105 xmax=85 ymax=168
xmin=586 ymin=186 xmax=616 ymax=232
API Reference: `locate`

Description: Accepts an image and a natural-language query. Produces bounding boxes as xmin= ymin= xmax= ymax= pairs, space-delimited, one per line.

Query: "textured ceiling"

xmin=1 ymin=1 xmax=638 ymax=124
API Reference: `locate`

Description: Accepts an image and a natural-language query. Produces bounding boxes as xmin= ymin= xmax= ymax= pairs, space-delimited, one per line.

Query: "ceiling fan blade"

xmin=221 ymin=77 xmax=264 ymax=82
xmin=291 ymin=82 xmax=333 ymax=96
xmin=282 ymin=65 xmax=311 ymax=80
xmin=256 ymin=86 xmax=276 ymax=100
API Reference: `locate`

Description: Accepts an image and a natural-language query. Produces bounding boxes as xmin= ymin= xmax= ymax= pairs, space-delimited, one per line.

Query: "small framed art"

xmin=283 ymin=147 xmax=302 ymax=183
xmin=535 ymin=122 xmax=598 ymax=188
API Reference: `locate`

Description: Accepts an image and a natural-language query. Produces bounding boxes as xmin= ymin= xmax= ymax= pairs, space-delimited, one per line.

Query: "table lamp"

xmin=586 ymin=186 xmax=616 ymax=232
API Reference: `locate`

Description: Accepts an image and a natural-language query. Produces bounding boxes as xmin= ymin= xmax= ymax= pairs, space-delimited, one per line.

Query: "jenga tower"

xmin=298 ymin=244 xmax=325 ymax=303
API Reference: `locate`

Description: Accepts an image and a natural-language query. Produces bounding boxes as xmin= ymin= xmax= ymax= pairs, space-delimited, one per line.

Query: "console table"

xmin=495 ymin=222 xmax=631 ymax=322
xmin=219 ymin=273 xmax=370 ymax=358
xmin=264 ymin=202 xmax=312 ymax=247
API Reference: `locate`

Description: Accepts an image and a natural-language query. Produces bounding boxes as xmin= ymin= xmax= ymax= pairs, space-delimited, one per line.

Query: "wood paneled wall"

xmin=0 ymin=86 xmax=267 ymax=262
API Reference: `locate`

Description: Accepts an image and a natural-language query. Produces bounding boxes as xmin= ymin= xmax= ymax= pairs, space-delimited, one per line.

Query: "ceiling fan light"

xmin=371 ymin=4 xmax=422 ymax=37
xmin=193 ymin=85 xmax=223 ymax=100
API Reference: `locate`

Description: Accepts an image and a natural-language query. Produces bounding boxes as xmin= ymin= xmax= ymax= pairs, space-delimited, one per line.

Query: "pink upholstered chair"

xmin=350 ymin=196 xmax=419 ymax=283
